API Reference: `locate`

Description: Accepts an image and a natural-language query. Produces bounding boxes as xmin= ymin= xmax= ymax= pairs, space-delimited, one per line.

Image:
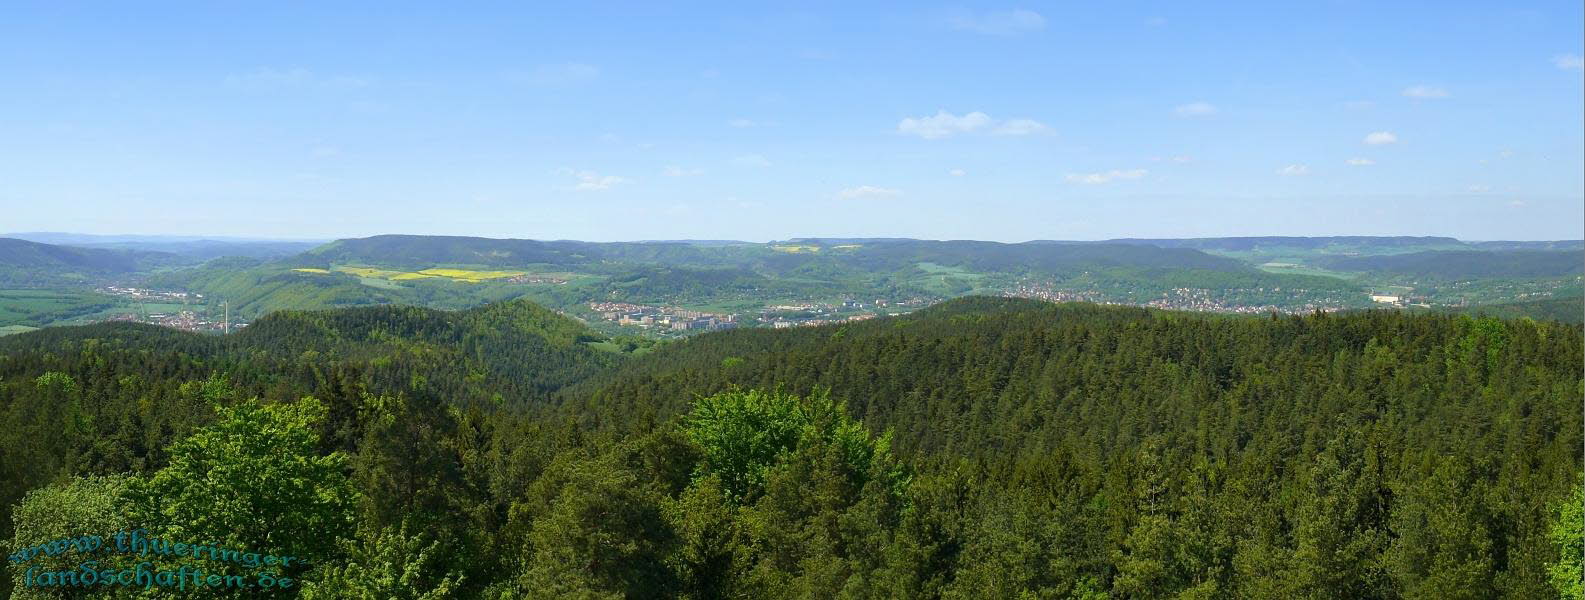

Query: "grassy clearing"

xmin=292 ymin=268 xmax=331 ymax=274
xmin=771 ymin=245 xmax=821 ymax=253
xmin=915 ymin=262 xmax=985 ymax=278
xmin=356 ymin=277 xmax=404 ymax=290
xmin=0 ymin=325 xmax=38 ymax=336
xmin=0 ymin=289 xmax=122 ymax=327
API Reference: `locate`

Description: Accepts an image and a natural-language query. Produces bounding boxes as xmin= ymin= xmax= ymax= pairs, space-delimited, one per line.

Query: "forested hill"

xmin=0 ymin=237 xmax=166 ymax=273
xmin=1 ymin=296 xmax=1580 ymax=598
xmin=1099 ymin=235 xmax=1466 ymax=251
xmin=1317 ymin=249 xmax=1585 ymax=278
xmin=0 ymin=297 xmax=621 ymax=406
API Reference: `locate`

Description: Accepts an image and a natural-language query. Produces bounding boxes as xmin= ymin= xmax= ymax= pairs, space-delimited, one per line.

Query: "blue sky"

xmin=1 ymin=2 xmax=1581 ymax=242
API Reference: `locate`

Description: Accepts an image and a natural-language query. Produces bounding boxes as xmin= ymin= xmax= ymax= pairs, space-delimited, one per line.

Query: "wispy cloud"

xmin=946 ymin=9 xmax=1046 ymax=35
xmin=1402 ymin=85 xmax=1448 ymax=99
xmin=897 ymin=110 xmax=1049 ymax=139
xmin=560 ymin=168 xmax=625 ymax=191
xmin=1345 ymin=157 xmax=1375 ymax=166
xmin=1467 ymin=185 xmax=1492 ymax=193
xmin=1555 ymin=54 xmax=1584 ymax=70
xmin=1277 ymin=164 xmax=1309 ymax=176
xmin=731 ymin=154 xmax=771 ymax=167
xmin=949 ymin=169 xmax=967 ymax=177
xmin=1363 ymin=131 xmax=1398 ymax=145
xmin=662 ymin=166 xmax=704 ymax=177
xmin=1065 ymin=169 xmax=1147 ymax=185
xmin=1173 ymin=102 xmax=1217 ymax=117
xmin=993 ymin=118 xmax=1050 ymax=136
xmin=837 ymin=185 xmax=903 ymax=199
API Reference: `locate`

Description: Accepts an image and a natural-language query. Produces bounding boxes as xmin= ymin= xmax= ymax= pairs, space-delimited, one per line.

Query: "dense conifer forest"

xmin=1 ymin=297 xmax=1580 ymax=598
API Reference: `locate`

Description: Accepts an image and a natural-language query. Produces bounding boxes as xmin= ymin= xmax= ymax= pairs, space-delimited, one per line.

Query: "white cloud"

xmin=1467 ymin=184 xmax=1492 ymax=193
xmin=1170 ymin=155 xmax=1193 ymax=163
xmin=1064 ymin=169 xmax=1147 ymax=185
xmin=897 ymin=110 xmax=1048 ymax=139
xmin=731 ymin=154 xmax=771 ymax=167
xmin=898 ymin=110 xmax=992 ymax=139
xmin=993 ymin=118 xmax=1050 ymax=136
xmin=663 ymin=166 xmax=703 ymax=177
xmin=1402 ymin=85 xmax=1449 ymax=99
xmin=947 ymin=9 xmax=1046 ymax=35
xmin=1554 ymin=54 xmax=1584 ymax=70
xmin=560 ymin=168 xmax=625 ymax=191
xmin=1173 ymin=102 xmax=1217 ymax=117
xmin=949 ymin=169 xmax=967 ymax=177
xmin=1277 ymin=164 xmax=1309 ymax=176
xmin=1508 ymin=198 xmax=1527 ymax=207
xmin=1346 ymin=157 xmax=1375 ymax=166
xmin=1363 ymin=131 xmax=1398 ymax=145
xmin=837 ymin=185 xmax=903 ymax=199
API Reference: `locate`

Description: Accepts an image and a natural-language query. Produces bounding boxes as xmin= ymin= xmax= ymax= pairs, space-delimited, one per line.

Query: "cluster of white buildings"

xmin=588 ymin=302 xmax=739 ymax=332
xmin=100 ymin=286 xmax=202 ymax=301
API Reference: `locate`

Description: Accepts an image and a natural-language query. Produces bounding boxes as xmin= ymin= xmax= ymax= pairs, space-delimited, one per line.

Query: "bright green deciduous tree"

xmin=684 ymin=388 xmax=807 ymax=505
xmin=126 ymin=396 xmax=358 ymax=575
xmin=6 ymin=474 xmax=135 ymax=599
xmin=298 ymin=521 xmax=465 ymax=600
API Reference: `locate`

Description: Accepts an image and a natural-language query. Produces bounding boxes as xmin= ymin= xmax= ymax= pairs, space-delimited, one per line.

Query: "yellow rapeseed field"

xmin=294 ymin=266 xmax=527 ymax=283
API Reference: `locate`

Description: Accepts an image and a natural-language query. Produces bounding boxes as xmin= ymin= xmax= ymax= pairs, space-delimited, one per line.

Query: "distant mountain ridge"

xmin=0 ymin=237 xmax=166 ymax=272
xmin=1097 ymin=236 xmax=1468 ymax=251
xmin=4 ymin=232 xmax=323 ymax=260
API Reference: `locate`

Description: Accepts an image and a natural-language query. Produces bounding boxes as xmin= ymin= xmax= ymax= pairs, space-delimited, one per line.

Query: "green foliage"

xmin=5 ymin=474 xmax=135 ymax=599
xmin=125 ymin=396 xmax=358 ymax=570
xmin=1550 ymin=483 xmax=1585 ymax=600
xmin=298 ymin=521 xmax=465 ymax=600
xmin=684 ymin=389 xmax=809 ymax=504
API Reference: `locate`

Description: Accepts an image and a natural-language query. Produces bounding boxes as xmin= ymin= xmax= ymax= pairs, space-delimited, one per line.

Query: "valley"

xmin=2 ymin=234 xmax=1580 ymax=337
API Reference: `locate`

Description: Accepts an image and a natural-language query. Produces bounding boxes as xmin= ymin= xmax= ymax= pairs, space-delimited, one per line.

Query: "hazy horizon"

xmin=5 ymin=229 xmax=1582 ymax=246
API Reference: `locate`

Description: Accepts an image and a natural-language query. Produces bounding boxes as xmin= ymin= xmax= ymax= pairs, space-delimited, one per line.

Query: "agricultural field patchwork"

xmin=0 ymin=289 xmax=119 ymax=328
xmin=771 ymin=244 xmax=822 ymax=253
xmin=294 ymin=265 xmax=541 ymax=284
